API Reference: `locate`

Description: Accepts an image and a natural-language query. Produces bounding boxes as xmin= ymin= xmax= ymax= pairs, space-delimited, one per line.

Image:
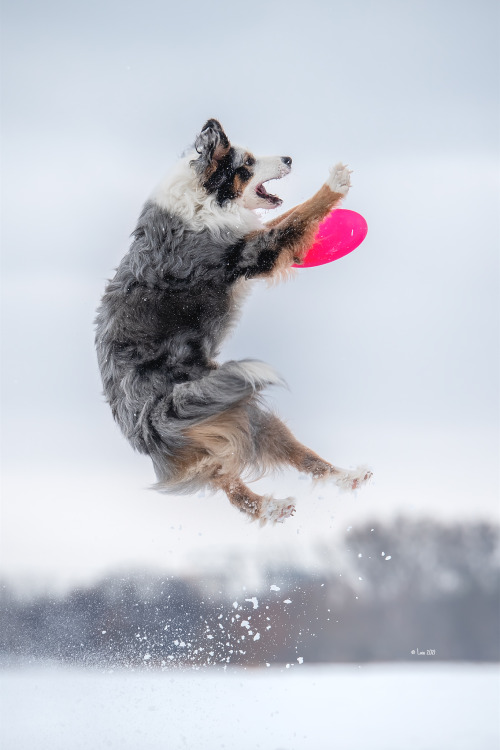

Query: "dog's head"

xmin=191 ymin=119 xmax=292 ymax=210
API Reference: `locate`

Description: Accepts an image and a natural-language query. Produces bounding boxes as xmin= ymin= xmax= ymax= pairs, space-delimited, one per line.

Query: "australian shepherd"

xmin=95 ymin=119 xmax=371 ymax=525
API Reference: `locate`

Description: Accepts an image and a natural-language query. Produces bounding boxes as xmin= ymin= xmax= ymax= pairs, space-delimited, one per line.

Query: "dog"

xmin=95 ymin=119 xmax=371 ymax=525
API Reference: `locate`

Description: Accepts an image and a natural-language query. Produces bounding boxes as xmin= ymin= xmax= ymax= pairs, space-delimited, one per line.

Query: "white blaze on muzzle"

xmin=239 ymin=155 xmax=292 ymax=210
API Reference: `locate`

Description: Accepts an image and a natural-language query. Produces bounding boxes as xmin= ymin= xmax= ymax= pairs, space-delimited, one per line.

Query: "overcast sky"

xmin=1 ymin=0 xmax=498 ymax=590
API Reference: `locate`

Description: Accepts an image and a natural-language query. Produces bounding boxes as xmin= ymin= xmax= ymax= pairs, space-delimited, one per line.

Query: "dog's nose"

xmin=281 ymin=156 xmax=292 ymax=167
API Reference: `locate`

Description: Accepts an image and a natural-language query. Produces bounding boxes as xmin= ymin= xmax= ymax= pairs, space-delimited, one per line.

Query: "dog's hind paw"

xmin=326 ymin=163 xmax=352 ymax=196
xmin=259 ymin=496 xmax=296 ymax=526
xmin=333 ymin=465 xmax=373 ymax=492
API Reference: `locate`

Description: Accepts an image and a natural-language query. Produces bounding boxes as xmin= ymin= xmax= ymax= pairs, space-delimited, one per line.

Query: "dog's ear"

xmin=192 ymin=119 xmax=231 ymax=177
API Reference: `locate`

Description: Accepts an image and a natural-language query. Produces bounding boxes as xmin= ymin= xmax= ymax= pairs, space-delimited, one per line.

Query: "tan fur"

xmin=253 ymin=183 xmax=345 ymax=277
xmin=160 ymin=137 xmax=368 ymax=520
xmin=233 ymin=172 xmax=248 ymax=197
xmin=232 ymin=153 xmax=255 ymax=197
xmin=204 ymin=140 xmax=232 ymax=180
xmin=177 ymin=181 xmax=369 ymax=520
xmin=212 ymin=474 xmax=263 ymax=519
xmin=174 ymin=405 xmax=368 ymax=524
xmin=100 ymin=117 xmax=371 ymax=525
xmin=264 ymin=206 xmax=297 ymax=229
xmin=213 ymin=140 xmax=231 ymax=161
xmin=185 ymin=405 xmax=255 ymax=479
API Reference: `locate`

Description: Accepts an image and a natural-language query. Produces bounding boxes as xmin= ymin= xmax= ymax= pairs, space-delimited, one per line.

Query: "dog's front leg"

xmin=236 ymin=163 xmax=352 ymax=279
xmin=272 ymin=163 xmax=352 ymax=264
xmin=264 ymin=206 xmax=297 ymax=229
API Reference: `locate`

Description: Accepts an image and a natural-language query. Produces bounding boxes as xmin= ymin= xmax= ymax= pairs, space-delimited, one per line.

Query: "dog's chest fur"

xmin=96 ymin=203 xmax=253 ymax=393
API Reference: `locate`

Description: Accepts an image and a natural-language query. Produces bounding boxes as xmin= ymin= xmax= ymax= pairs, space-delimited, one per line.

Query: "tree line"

xmin=1 ymin=518 xmax=498 ymax=668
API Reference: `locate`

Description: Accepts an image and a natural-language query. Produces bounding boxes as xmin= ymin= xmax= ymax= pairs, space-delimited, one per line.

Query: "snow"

xmin=1 ymin=664 xmax=498 ymax=750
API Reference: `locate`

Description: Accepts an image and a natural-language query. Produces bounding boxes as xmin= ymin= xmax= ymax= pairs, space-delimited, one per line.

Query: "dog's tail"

xmin=149 ymin=359 xmax=285 ymax=491
xmin=170 ymin=359 xmax=285 ymax=420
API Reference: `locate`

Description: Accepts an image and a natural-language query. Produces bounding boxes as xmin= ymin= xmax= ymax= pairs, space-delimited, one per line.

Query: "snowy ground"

xmin=1 ymin=663 xmax=498 ymax=750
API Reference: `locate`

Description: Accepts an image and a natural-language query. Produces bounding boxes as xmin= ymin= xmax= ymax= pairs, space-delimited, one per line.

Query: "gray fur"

xmin=95 ymin=199 xmax=283 ymax=487
xmin=95 ymin=125 xmax=371 ymax=520
xmin=191 ymin=118 xmax=230 ymax=176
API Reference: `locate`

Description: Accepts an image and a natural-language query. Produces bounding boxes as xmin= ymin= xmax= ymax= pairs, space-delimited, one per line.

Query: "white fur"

xmin=326 ymin=162 xmax=352 ymax=196
xmin=151 ymin=154 xmax=262 ymax=237
xmin=258 ymin=495 xmax=296 ymax=526
xmin=239 ymin=155 xmax=291 ymax=210
xmin=334 ymin=465 xmax=373 ymax=492
xmin=237 ymin=360 xmax=286 ymax=389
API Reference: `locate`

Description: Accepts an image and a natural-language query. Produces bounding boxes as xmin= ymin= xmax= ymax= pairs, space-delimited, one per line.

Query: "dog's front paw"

xmin=326 ymin=163 xmax=352 ymax=196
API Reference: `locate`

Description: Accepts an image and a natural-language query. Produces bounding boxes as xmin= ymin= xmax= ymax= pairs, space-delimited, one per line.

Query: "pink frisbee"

xmin=293 ymin=208 xmax=368 ymax=268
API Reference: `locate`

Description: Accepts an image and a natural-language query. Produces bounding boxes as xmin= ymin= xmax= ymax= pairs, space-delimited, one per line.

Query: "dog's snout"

xmin=281 ymin=156 xmax=292 ymax=167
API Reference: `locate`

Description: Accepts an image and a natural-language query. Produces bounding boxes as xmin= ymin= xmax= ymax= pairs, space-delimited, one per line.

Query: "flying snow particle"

xmin=270 ymin=585 xmax=280 ymax=592
xmin=253 ymin=633 xmax=260 ymax=641
xmin=245 ymin=597 xmax=259 ymax=609
xmin=283 ymin=599 xmax=292 ymax=604
xmin=297 ymin=657 xmax=304 ymax=664
xmin=385 ymin=555 xmax=392 ymax=561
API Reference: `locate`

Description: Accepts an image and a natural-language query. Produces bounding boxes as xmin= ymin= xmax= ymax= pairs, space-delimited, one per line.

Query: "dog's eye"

xmin=244 ymin=157 xmax=255 ymax=167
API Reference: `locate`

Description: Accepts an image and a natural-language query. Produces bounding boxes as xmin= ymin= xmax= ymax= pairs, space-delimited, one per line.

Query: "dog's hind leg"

xmin=212 ymin=474 xmax=296 ymax=526
xmin=257 ymin=414 xmax=372 ymax=491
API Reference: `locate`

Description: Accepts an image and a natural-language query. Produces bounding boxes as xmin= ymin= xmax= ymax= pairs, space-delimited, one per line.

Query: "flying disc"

xmin=292 ymin=208 xmax=368 ymax=268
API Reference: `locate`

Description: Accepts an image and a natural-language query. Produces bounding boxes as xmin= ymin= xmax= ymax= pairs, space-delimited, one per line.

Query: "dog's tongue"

xmin=293 ymin=209 xmax=368 ymax=268
xmin=257 ymin=183 xmax=282 ymax=206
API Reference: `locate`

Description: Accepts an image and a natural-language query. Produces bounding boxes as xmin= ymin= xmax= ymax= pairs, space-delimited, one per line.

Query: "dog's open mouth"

xmin=256 ymin=180 xmax=283 ymax=207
